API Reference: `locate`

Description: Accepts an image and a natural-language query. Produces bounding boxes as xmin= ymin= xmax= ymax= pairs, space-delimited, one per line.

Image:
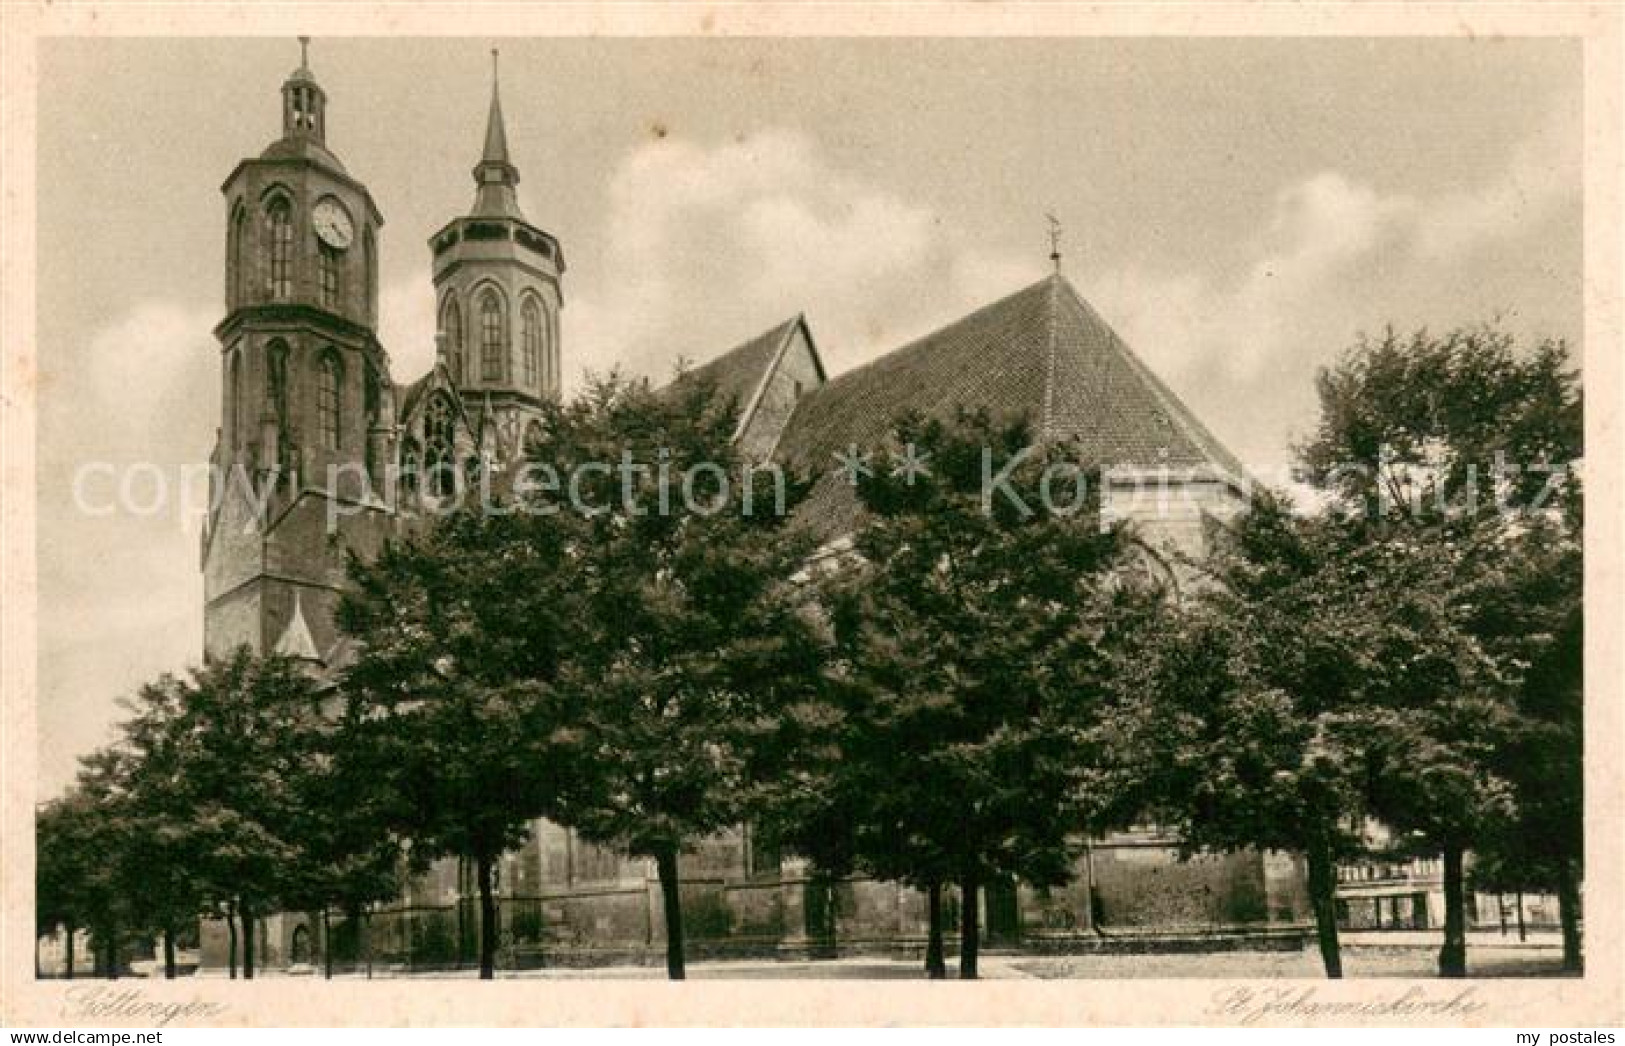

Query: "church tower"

xmin=202 ymin=39 xmax=396 ymax=664
xmin=429 ymin=51 xmax=565 ymax=463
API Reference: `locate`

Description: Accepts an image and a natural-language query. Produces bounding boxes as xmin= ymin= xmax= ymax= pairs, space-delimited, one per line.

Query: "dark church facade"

xmin=196 ymin=45 xmax=1310 ymax=972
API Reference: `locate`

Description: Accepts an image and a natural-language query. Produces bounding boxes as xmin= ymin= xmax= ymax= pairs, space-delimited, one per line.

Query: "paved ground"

xmin=216 ymin=931 xmax=1570 ymax=980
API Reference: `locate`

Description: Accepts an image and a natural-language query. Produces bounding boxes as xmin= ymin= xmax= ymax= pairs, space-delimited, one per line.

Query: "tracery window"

xmin=479 ymin=289 xmax=505 ymax=382
xmin=319 ymin=240 xmax=341 ymax=309
xmin=425 ymin=393 xmax=457 ymax=498
xmin=521 ymin=297 xmax=543 ymax=389
xmin=441 ymin=296 xmax=464 ymax=382
xmin=266 ymin=198 xmax=293 ymax=301
xmin=318 ymin=351 xmax=342 ymax=451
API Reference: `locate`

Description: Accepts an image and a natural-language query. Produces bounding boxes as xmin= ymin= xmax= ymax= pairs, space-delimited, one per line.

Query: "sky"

xmin=35 ymin=37 xmax=1582 ymax=798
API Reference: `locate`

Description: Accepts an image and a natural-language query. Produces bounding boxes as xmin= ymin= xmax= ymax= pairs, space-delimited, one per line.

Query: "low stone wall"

xmin=197 ymin=838 xmax=1312 ymax=972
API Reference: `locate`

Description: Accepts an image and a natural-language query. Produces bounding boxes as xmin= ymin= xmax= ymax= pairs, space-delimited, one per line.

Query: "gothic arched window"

xmin=479 ymin=289 xmax=505 ymax=382
xmin=230 ymin=351 xmax=243 ymax=449
xmin=363 ymin=361 xmax=381 ymax=422
xmin=401 ymin=437 xmax=421 ymax=495
xmin=266 ymin=197 xmax=293 ymax=302
xmin=318 ymin=240 xmax=341 ymax=309
xmin=266 ymin=339 xmax=290 ymax=429
xmin=425 ymin=393 xmax=456 ymax=498
xmin=317 ymin=351 xmax=342 ymax=451
xmin=441 ymin=296 xmax=464 ymax=383
xmin=230 ymin=203 xmax=249 ymax=307
xmin=547 ymin=310 xmax=561 ymax=393
xmin=364 ymin=227 xmax=377 ymax=322
xmin=521 ymin=297 xmax=543 ymax=389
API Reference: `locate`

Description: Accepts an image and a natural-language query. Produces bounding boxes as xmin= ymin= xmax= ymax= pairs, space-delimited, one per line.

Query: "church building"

xmin=198 ymin=44 xmax=1309 ymax=971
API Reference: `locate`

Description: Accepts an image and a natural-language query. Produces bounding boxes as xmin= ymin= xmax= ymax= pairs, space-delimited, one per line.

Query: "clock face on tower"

xmin=312 ymin=197 xmax=355 ymax=250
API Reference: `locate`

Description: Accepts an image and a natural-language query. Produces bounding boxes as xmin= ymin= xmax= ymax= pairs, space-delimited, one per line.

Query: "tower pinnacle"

xmin=471 ymin=48 xmax=522 ymax=219
xmin=281 ymin=36 xmax=325 ymax=142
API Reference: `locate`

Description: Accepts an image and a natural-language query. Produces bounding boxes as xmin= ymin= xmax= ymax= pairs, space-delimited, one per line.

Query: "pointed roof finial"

xmin=471 ymin=45 xmax=522 ymax=219
xmin=299 ymin=35 xmax=311 ymax=71
xmin=481 ymin=48 xmax=512 ymax=168
xmin=1046 ymin=211 xmax=1063 ymax=274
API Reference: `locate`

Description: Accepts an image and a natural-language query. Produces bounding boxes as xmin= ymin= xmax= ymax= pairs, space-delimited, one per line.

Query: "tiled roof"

xmin=773 ymin=273 xmax=1244 ymax=539
xmin=670 ymin=316 xmax=803 ymax=433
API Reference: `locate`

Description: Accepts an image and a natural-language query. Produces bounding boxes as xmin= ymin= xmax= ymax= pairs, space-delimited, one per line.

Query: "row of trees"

xmin=38 ymin=324 xmax=1582 ymax=981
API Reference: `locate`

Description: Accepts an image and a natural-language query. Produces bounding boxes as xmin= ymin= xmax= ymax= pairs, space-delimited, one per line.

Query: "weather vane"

xmin=1046 ymin=211 xmax=1063 ymax=273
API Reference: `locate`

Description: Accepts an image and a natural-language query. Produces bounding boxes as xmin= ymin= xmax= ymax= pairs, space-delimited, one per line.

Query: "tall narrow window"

xmin=425 ymin=393 xmax=456 ymax=497
xmin=548 ymin=312 xmax=561 ymax=394
xmin=521 ymin=298 xmax=542 ymax=389
xmin=318 ymin=241 xmax=341 ymax=309
xmin=230 ymin=351 xmax=243 ymax=449
xmin=318 ymin=352 xmax=342 ymax=451
xmin=479 ymin=290 xmax=505 ymax=382
xmin=441 ymin=297 xmax=464 ymax=383
xmin=364 ymin=227 xmax=377 ymax=323
xmin=266 ymin=339 xmax=290 ymax=429
xmin=266 ymin=198 xmax=293 ymax=301
xmin=230 ymin=204 xmax=249 ymax=307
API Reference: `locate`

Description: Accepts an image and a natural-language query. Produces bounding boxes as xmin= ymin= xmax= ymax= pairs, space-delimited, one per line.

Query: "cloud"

xmin=565 ymin=129 xmax=1043 ymax=384
xmin=1086 ymin=104 xmax=1579 ymax=467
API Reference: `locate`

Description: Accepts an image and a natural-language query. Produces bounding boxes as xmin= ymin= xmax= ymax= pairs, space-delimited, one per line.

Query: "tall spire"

xmin=471 ymin=47 xmax=523 ymax=219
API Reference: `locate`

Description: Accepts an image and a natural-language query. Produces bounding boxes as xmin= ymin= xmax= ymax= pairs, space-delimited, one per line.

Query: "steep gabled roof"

xmin=773 ymin=273 xmax=1244 ymax=539
xmin=671 ymin=315 xmax=821 ymax=438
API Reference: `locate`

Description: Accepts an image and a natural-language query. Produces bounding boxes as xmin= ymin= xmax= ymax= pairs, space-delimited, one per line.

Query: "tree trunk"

xmin=364 ymin=909 xmax=374 ymax=980
xmin=106 ymin=920 xmax=119 ymax=980
xmin=924 ymin=880 xmax=946 ymax=979
xmin=456 ymin=857 xmax=469 ymax=969
xmin=476 ymin=852 xmax=498 ymax=980
xmin=1439 ymin=844 xmax=1467 ymax=978
xmin=655 ymin=845 xmax=686 ymax=981
xmin=322 ymin=909 xmax=334 ymax=980
xmin=1517 ymin=888 xmax=1528 ymax=942
xmin=226 ymin=908 xmax=238 ymax=980
xmin=958 ymin=871 xmax=979 ymax=980
xmin=1555 ymin=857 xmax=1582 ymax=973
xmin=1304 ymin=840 xmax=1344 ymax=978
xmin=1498 ymin=893 xmax=1509 ymax=936
xmin=64 ymin=921 xmax=75 ymax=980
xmin=241 ymin=904 xmax=256 ymax=981
xmin=163 ymin=928 xmax=177 ymax=980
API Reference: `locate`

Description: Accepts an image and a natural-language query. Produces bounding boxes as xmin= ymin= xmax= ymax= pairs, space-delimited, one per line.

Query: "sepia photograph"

xmin=2 ymin=3 xmax=1621 ymax=1032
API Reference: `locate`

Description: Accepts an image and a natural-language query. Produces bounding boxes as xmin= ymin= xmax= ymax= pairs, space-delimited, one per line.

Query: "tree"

xmin=53 ymin=751 xmax=144 ymax=979
xmin=1297 ymin=324 xmax=1582 ymax=976
xmin=141 ymin=652 xmax=322 ymax=979
xmin=276 ymin=691 xmax=406 ymax=979
xmin=772 ymin=409 xmax=1142 ymax=979
xmin=36 ymin=793 xmax=111 ymax=979
xmin=528 ymin=374 xmax=823 ymax=980
xmin=1457 ymin=522 xmax=1582 ymax=970
xmin=115 ymin=674 xmax=225 ymax=979
xmin=337 ymin=507 xmax=583 ymax=979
